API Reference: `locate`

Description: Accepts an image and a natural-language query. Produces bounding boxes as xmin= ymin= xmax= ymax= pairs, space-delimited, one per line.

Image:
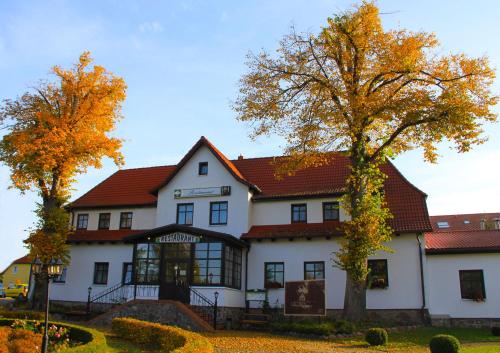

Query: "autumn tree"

xmin=234 ymin=2 xmax=497 ymax=321
xmin=0 ymin=52 xmax=126 ymax=308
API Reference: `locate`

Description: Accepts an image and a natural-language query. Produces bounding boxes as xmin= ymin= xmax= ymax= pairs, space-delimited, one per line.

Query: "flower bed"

xmin=112 ymin=317 xmax=213 ymax=353
xmin=0 ymin=319 xmax=106 ymax=353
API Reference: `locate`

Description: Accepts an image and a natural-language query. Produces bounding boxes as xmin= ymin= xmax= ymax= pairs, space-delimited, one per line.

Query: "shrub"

xmin=334 ymin=320 xmax=356 ymax=335
xmin=429 ymin=334 xmax=460 ymax=353
xmin=270 ymin=321 xmax=334 ymax=336
xmin=492 ymin=326 xmax=500 ymax=336
xmin=112 ymin=317 xmax=213 ymax=353
xmin=365 ymin=328 xmax=388 ymax=346
xmin=0 ymin=311 xmax=44 ymax=321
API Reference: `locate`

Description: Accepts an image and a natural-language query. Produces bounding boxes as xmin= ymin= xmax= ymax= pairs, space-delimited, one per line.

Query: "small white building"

xmin=49 ymin=137 xmax=500 ymax=326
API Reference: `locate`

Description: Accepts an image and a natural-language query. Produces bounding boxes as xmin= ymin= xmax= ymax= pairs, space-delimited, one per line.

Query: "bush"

xmin=492 ymin=326 xmax=500 ymax=336
xmin=334 ymin=320 xmax=356 ymax=335
xmin=365 ymin=328 xmax=388 ymax=346
xmin=0 ymin=311 xmax=44 ymax=321
xmin=0 ymin=319 xmax=107 ymax=353
xmin=112 ymin=317 xmax=213 ymax=353
xmin=270 ymin=321 xmax=334 ymax=336
xmin=429 ymin=334 xmax=460 ymax=353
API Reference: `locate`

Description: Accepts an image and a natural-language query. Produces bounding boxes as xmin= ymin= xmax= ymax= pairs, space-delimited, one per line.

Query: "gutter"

xmin=416 ymin=234 xmax=426 ymax=311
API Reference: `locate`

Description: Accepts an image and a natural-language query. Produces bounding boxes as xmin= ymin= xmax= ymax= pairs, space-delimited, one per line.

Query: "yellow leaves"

xmin=0 ymin=51 xmax=126 ymax=199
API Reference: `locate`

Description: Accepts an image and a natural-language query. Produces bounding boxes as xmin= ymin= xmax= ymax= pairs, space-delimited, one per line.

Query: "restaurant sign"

xmin=284 ymin=280 xmax=326 ymax=316
xmin=174 ymin=186 xmax=231 ymax=199
xmin=155 ymin=232 xmax=201 ymax=244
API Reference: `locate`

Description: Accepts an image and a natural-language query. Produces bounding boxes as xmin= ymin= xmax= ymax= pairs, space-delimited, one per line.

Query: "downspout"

xmin=416 ymin=234 xmax=427 ymax=320
xmin=244 ymin=245 xmax=250 ymax=312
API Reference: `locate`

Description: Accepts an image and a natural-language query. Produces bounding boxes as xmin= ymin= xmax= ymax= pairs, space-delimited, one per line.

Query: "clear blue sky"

xmin=1 ymin=0 xmax=499 ymax=269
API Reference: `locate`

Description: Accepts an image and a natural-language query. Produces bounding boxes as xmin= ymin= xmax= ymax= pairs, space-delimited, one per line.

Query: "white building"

xmin=49 ymin=137 xmax=500 ymax=326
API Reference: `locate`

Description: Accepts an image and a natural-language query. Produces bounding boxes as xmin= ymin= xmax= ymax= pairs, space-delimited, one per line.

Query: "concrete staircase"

xmin=87 ymin=299 xmax=214 ymax=332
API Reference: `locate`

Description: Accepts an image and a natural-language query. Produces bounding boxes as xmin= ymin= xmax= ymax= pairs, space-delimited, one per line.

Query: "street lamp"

xmin=31 ymin=258 xmax=63 ymax=353
xmin=213 ymin=291 xmax=219 ymax=330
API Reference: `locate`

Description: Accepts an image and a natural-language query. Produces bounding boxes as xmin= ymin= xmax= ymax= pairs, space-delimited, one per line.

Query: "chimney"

xmin=238 ymin=154 xmax=244 ymax=160
xmin=480 ymin=219 xmax=486 ymax=230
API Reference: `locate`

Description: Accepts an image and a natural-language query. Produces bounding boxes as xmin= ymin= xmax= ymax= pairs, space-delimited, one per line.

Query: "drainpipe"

xmin=416 ymin=234 xmax=427 ymax=320
xmin=244 ymin=245 xmax=250 ymax=312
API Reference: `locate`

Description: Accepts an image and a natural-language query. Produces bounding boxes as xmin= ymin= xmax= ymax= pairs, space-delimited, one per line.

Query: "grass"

xmin=204 ymin=327 xmax=500 ymax=353
xmin=104 ymin=332 xmax=151 ymax=353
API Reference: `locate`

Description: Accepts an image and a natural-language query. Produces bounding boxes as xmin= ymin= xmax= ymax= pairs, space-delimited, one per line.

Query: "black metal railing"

xmin=189 ymin=287 xmax=218 ymax=329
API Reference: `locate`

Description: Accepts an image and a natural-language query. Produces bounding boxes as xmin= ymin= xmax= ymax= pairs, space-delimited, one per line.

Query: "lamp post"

xmin=31 ymin=258 xmax=63 ymax=353
xmin=213 ymin=291 xmax=219 ymax=330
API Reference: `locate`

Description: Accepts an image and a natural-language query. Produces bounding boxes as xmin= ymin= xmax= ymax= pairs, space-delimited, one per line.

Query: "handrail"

xmin=189 ymin=287 xmax=218 ymax=329
xmin=90 ymin=282 xmax=124 ymax=303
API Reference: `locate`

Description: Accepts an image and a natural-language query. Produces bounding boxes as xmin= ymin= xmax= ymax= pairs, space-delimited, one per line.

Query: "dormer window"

xmin=437 ymin=221 xmax=449 ymax=229
xmin=198 ymin=162 xmax=208 ymax=175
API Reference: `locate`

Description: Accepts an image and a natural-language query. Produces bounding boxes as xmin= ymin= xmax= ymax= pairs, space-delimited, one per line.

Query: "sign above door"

xmin=155 ymin=232 xmax=201 ymax=244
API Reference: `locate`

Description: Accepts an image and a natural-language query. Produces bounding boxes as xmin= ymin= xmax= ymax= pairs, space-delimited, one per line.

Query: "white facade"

xmin=426 ymin=253 xmax=500 ymax=319
xmin=71 ymin=207 xmax=156 ymax=231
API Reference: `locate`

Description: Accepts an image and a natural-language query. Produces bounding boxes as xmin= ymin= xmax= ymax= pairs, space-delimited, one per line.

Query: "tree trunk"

xmin=343 ymin=271 xmax=367 ymax=322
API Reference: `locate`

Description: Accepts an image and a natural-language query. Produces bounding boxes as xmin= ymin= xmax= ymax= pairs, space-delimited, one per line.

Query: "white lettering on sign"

xmin=155 ymin=232 xmax=201 ymax=243
xmin=174 ymin=186 xmax=231 ymax=199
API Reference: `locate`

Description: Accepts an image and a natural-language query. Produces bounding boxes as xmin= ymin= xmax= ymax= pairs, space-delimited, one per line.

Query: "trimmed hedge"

xmin=0 ymin=318 xmax=107 ymax=353
xmin=112 ymin=317 xmax=213 ymax=353
xmin=429 ymin=334 xmax=461 ymax=353
xmin=492 ymin=326 xmax=500 ymax=336
xmin=270 ymin=320 xmax=355 ymax=336
xmin=0 ymin=311 xmax=45 ymax=320
xmin=365 ymin=328 xmax=388 ymax=346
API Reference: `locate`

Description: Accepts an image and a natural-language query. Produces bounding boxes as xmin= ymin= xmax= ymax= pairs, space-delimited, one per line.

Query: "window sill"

xmin=209 ymin=224 xmax=227 ymax=227
xmin=461 ymin=298 xmax=486 ymax=303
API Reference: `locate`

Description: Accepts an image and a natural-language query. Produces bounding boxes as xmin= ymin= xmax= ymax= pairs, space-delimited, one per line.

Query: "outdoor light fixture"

xmin=31 ymin=257 xmax=64 ymax=353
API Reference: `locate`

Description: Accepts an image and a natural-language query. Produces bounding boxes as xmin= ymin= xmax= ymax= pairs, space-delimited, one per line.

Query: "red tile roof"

xmin=241 ymin=222 xmax=343 ymax=240
xmin=69 ymin=166 xmax=175 ymax=209
xmin=430 ymin=213 xmax=500 ymax=232
xmin=69 ymin=137 xmax=431 ymax=233
xmin=12 ymin=255 xmax=32 ymax=265
xmin=425 ymin=230 xmax=500 ymax=254
xmin=67 ymin=230 xmax=146 ymax=243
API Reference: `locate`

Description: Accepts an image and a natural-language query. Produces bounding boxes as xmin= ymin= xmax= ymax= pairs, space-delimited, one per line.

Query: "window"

xmin=265 ymin=262 xmax=284 ymax=288
xmin=120 ymin=212 xmax=133 ymax=229
xmin=93 ymin=263 xmax=109 ymax=285
xmin=98 ymin=213 xmax=111 ymax=230
xmin=12 ymin=266 xmax=18 ymax=274
xmin=437 ymin=221 xmax=449 ymax=228
xmin=198 ymin=162 xmax=208 ymax=175
xmin=459 ymin=270 xmax=486 ymax=300
xmin=76 ymin=214 xmax=89 ymax=230
xmin=53 ymin=268 xmax=67 ymax=283
xmin=177 ymin=203 xmax=194 ymax=225
xmin=367 ymin=259 xmax=389 ymax=289
xmin=122 ymin=263 xmax=133 ymax=285
xmin=224 ymin=246 xmax=242 ymax=289
xmin=210 ymin=202 xmax=228 ymax=225
xmin=304 ymin=262 xmax=325 ymax=280
xmin=291 ymin=204 xmax=307 ymax=223
xmin=135 ymin=243 xmax=160 ymax=284
xmin=193 ymin=242 xmax=222 ymax=285
xmin=323 ymin=202 xmax=340 ymax=221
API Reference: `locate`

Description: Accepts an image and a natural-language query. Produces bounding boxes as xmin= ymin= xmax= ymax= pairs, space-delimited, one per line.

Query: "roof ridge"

xmin=117 ymin=164 xmax=176 ymax=172
xmin=430 ymin=212 xmax=500 ymax=218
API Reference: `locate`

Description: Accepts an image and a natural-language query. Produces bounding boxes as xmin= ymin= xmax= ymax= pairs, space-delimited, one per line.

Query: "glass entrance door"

xmin=159 ymin=243 xmax=192 ymax=303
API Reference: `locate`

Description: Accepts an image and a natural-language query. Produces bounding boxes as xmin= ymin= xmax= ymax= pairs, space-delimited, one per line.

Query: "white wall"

xmin=426 ymin=253 xmax=500 ymax=318
xmin=247 ymin=234 xmax=423 ymax=310
xmin=72 ymin=207 xmax=156 ymax=230
xmin=156 ymin=146 xmax=253 ymax=235
xmin=251 ymin=197 xmax=349 ymax=226
xmin=50 ymin=244 xmax=133 ymax=302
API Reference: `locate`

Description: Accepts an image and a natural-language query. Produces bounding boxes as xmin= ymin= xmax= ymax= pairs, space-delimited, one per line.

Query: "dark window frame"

xmin=134 ymin=243 xmax=161 ymax=284
xmin=98 ymin=213 xmax=111 ymax=230
xmin=264 ymin=262 xmax=284 ymax=289
xmin=53 ymin=267 xmax=67 ymax=283
xmin=367 ymin=259 xmax=389 ymax=289
xmin=193 ymin=242 xmax=223 ymax=286
xmin=459 ymin=270 xmax=486 ymax=300
xmin=198 ymin=162 xmax=208 ymax=175
xmin=291 ymin=204 xmax=307 ymax=223
xmin=210 ymin=201 xmax=228 ymax=225
xmin=93 ymin=262 xmax=109 ymax=285
xmin=304 ymin=261 xmax=325 ymax=280
xmin=122 ymin=262 xmax=133 ymax=285
xmin=119 ymin=212 xmax=133 ymax=229
xmin=76 ymin=214 xmax=89 ymax=230
xmin=322 ymin=202 xmax=340 ymax=221
xmin=176 ymin=203 xmax=194 ymax=225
